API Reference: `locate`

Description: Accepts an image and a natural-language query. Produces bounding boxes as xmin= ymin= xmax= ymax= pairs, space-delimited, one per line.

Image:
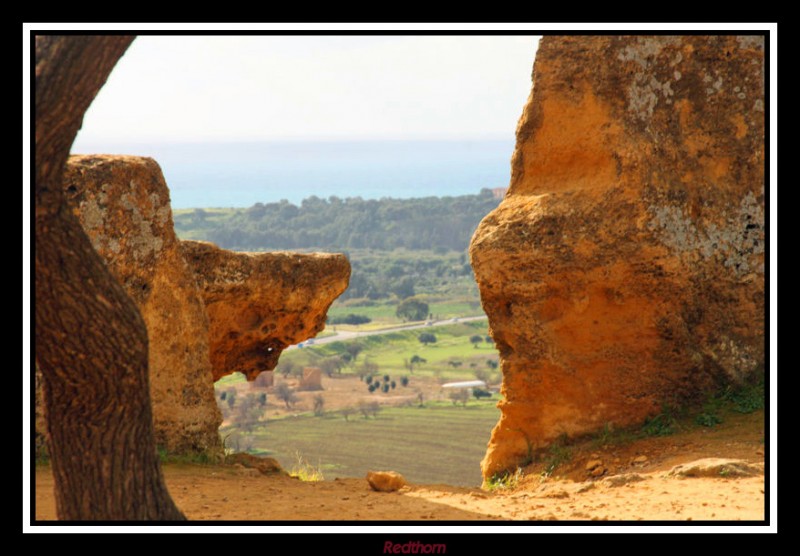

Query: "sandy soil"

xmin=34 ymin=411 xmax=766 ymax=522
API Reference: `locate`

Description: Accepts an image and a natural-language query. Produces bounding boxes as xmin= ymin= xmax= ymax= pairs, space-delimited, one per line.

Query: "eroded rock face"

xmin=180 ymin=240 xmax=350 ymax=381
xmin=470 ymin=36 xmax=765 ymax=479
xmin=61 ymin=155 xmax=222 ymax=454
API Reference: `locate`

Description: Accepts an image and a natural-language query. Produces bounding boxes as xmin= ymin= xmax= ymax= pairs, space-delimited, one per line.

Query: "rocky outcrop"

xmin=61 ymin=155 xmax=222 ymax=455
xmin=366 ymin=470 xmax=408 ymax=492
xmin=180 ymin=241 xmax=350 ymax=381
xmin=470 ymin=36 xmax=765 ymax=479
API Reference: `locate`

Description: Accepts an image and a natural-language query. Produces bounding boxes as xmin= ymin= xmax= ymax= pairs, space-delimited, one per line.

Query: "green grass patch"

xmin=722 ymin=378 xmax=765 ymax=414
xmin=280 ymin=321 xmax=498 ymax=382
xmin=640 ymin=407 xmax=680 ymax=437
xmin=540 ymin=434 xmax=572 ymax=477
xmin=485 ymin=468 xmax=523 ymax=491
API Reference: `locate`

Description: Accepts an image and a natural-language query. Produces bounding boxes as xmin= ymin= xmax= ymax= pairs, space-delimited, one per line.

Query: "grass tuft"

xmin=485 ymin=468 xmax=523 ymax=491
xmin=290 ymin=452 xmax=325 ymax=482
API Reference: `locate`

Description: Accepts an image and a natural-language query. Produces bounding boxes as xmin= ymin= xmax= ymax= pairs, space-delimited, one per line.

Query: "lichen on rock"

xmin=61 ymin=155 xmax=222 ymax=455
xmin=470 ymin=36 xmax=765 ymax=480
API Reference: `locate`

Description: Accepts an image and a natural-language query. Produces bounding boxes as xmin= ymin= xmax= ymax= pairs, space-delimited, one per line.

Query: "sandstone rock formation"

xmin=470 ymin=36 xmax=765 ymax=479
xmin=180 ymin=240 xmax=350 ymax=381
xmin=61 ymin=155 xmax=222 ymax=455
xmin=366 ymin=470 xmax=408 ymax=492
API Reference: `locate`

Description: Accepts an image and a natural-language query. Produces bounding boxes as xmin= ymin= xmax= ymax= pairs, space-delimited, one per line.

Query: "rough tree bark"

xmin=35 ymin=36 xmax=185 ymax=520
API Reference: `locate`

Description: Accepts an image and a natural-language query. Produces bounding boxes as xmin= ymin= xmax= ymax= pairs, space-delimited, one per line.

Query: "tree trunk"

xmin=35 ymin=36 xmax=184 ymax=520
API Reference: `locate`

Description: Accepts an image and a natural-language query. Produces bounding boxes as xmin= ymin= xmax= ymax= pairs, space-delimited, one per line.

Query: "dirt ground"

xmin=34 ymin=411 xmax=767 ymax=522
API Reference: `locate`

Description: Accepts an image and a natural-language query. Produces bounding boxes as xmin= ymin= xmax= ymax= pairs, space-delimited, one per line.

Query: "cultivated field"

xmin=230 ymin=402 xmax=499 ymax=486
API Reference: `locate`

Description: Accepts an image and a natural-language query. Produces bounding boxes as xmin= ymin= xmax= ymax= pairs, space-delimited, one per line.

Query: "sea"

xmin=70 ymin=139 xmax=515 ymax=209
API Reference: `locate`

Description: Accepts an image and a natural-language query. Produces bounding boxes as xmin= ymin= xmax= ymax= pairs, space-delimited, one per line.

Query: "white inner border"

xmin=23 ymin=22 xmax=778 ymax=535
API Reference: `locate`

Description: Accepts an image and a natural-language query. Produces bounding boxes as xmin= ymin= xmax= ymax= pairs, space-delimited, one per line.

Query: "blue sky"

xmin=73 ymin=35 xmax=541 ymax=149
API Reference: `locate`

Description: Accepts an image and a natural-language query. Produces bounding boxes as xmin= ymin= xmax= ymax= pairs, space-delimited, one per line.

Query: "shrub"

xmin=449 ymin=389 xmax=469 ymax=406
xmin=418 ymin=332 xmax=437 ymax=345
xmin=473 ymin=388 xmax=492 ymax=399
xmin=277 ymin=361 xmax=295 ymax=378
xmin=328 ymin=313 xmax=372 ymax=325
xmin=400 ymin=376 xmax=409 ymax=387
xmin=313 ymin=394 xmax=325 ymax=417
xmin=396 ymin=297 xmax=429 ymax=321
xmin=341 ymin=407 xmax=354 ymax=421
xmin=274 ymin=383 xmax=298 ymax=409
xmin=641 ymin=408 xmax=677 ymax=437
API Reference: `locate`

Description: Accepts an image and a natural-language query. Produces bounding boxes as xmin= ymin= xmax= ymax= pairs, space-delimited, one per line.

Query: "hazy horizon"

xmin=72 ymin=138 xmax=515 ymax=209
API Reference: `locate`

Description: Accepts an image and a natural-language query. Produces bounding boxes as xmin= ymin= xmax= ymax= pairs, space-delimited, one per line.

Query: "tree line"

xmin=174 ymin=190 xmax=502 ymax=252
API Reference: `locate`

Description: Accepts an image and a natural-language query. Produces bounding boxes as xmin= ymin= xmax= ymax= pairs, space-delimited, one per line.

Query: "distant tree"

xmin=391 ymin=277 xmax=416 ymax=300
xmin=357 ymin=359 xmax=379 ymax=381
xmin=345 ymin=343 xmax=364 ymax=363
xmin=258 ymin=392 xmax=268 ymax=407
xmin=448 ymin=360 xmax=463 ymax=368
xmin=278 ymin=361 xmax=295 ymax=378
xmin=400 ymin=376 xmax=409 ymax=387
xmin=396 ymin=297 xmax=429 ymax=321
xmin=251 ymin=371 xmax=274 ymax=389
xmin=470 ymin=335 xmax=483 ymax=348
xmin=449 ymin=389 xmax=470 ymax=407
xmin=474 ymin=369 xmax=490 ymax=384
xmin=486 ymin=359 xmax=499 ymax=370
xmin=341 ymin=407 xmax=354 ymax=421
xmin=328 ymin=314 xmax=372 ymax=325
xmin=473 ymin=388 xmax=492 ymax=400
xmin=274 ymin=383 xmax=298 ymax=409
xmin=219 ymin=391 xmax=227 ymax=401
xmin=390 ymin=380 xmax=397 ymax=390
xmin=320 ymin=356 xmax=344 ymax=377
xmin=358 ymin=401 xmax=372 ymax=419
xmin=226 ymin=390 xmax=237 ymax=409
xmin=313 ymin=394 xmax=325 ymax=417
xmin=418 ymin=333 xmax=437 ymax=346
xmin=381 ymin=383 xmax=390 ymax=393
xmin=485 ymin=336 xmax=494 ymax=345
xmin=365 ymin=375 xmax=374 ymax=385
xmin=383 ymin=374 xmax=390 ymax=383
xmin=410 ymin=354 xmax=426 ymax=371
xmin=368 ymin=401 xmax=382 ymax=418
xmin=235 ymin=394 xmax=263 ymax=432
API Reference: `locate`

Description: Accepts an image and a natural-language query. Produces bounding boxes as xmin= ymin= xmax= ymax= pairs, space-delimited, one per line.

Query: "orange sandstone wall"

xmin=470 ymin=36 xmax=765 ymax=479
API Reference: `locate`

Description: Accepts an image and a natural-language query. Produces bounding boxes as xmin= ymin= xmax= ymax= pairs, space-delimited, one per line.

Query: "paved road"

xmin=287 ymin=315 xmax=488 ymax=350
